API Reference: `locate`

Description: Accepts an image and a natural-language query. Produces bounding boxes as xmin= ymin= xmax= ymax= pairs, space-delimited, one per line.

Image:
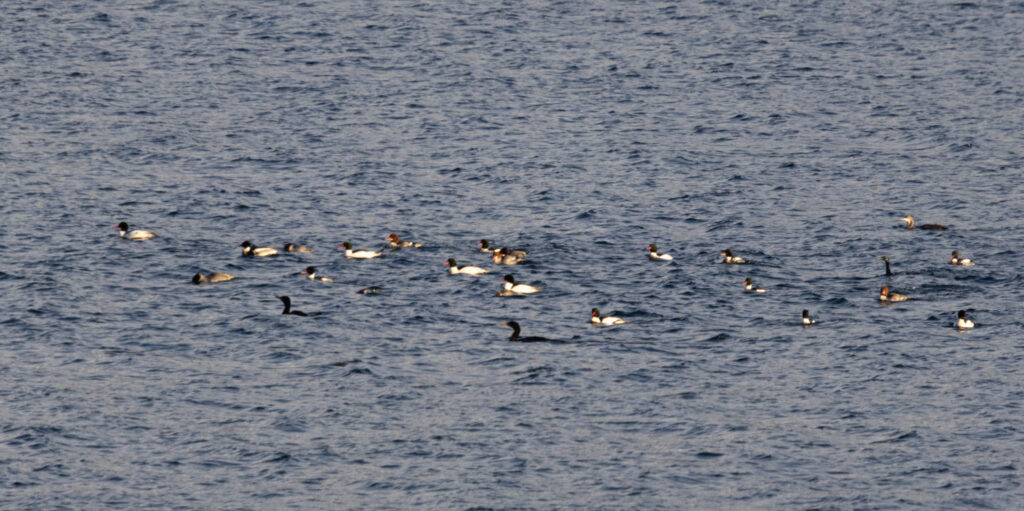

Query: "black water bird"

xmin=501 ymin=321 xmax=552 ymax=342
xmin=879 ymin=256 xmax=894 ymax=276
xmin=277 ymin=295 xmax=308 ymax=316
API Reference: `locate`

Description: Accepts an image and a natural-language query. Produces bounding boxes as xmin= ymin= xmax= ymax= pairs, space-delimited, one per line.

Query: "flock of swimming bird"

xmin=117 ymin=213 xmax=978 ymax=342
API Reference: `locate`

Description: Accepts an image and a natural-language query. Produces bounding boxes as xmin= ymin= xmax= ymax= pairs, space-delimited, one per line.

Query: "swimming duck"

xmin=339 ymin=241 xmax=382 ymax=259
xmin=277 ymin=296 xmax=308 ymax=316
xmin=240 ymin=241 xmax=279 ymax=257
xmin=901 ymin=216 xmax=948 ymax=230
xmin=501 ymin=321 xmax=551 ymax=342
xmin=283 ymin=243 xmax=313 ymax=253
xmin=385 ymin=233 xmax=422 ymax=249
xmin=446 ymin=258 xmax=490 ymax=275
xmin=492 ymin=247 xmax=525 ymax=265
xmin=743 ymin=278 xmax=766 ymax=293
xmin=356 ymin=287 xmax=385 ymax=294
xmin=479 ymin=240 xmax=527 ymax=257
xmin=591 ymin=308 xmax=626 ymax=325
xmin=192 ymin=272 xmax=236 ymax=284
xmin=502 ymin=274 xmax=541 ymax=294
xmin=956 ymin=310 xmax=974 ymax=329
xmin=879 ymin=285 xmax=909 ymax=302
xmin=802 ymin=310 xmax=816 ymax=326
xmin=720 ymin=249 xmax=746 ymax=264
xmin=950 ymin=251 xmax=975 ymax=266
xmin=879 ymin=256 xmax=895 ymax=276
xmin=301 ymin=266 xmax=333 ymax=282
xmin=115 ymin=222 xmax=157 ymax=240
xmin=646 ymin=244 xmax=673 ymax=261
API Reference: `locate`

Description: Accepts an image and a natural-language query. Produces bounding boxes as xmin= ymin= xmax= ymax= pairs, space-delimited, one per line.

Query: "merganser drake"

xmin=950 ymin=251 xmax=975 ymax=266
xmin=283 ymin=243 xmax=312 ymax=253
xmin=240 ymin=241 xmax=279 ymax=257
xmin=591 ymin=308 xmax=626 ymax=325
xmin=479 ymin=240 xmax=527 ymax=257
xmin=385 ymin=233 xmax=422 ymax=249
xmin=502 ymin=274 xmax=541 ymax=294
xmin=879 ymin=285 xmax=909 ymax=302
xmin=277 ymin=295 xmax=308 ymax=316
xmin=802 ymin=310 xmax=815 ymax=326
xmin=115 ymin=222 xmax=157 ymax=240
xmin=956 ymin=310 xmax=975 ymax=329
xmin=879 ymin=256 xmax=895 ymax=276
xmin=743 ymin=278 xmax=766 ymax=293
xmin=446 ymin=258 xmax=490 ymax=275
xmin=339 ymin=241 xmax=382 ymax=259
xmin=901 ymin=215 xmax=948 ymax=230
xmin=720 ymin=249 xmax=745 ymax=264
xmin=501 ymin=321 xmax=551 ymax=342
xmin=301 ymin=266 xmax=333 ymax=282
xmin=646 ymin=244 xmax=673 ymax=261
xmin=192 ymin=272 xmax=236 ymax=284
xmin=492 ymin=247 xmax=525 ymax=265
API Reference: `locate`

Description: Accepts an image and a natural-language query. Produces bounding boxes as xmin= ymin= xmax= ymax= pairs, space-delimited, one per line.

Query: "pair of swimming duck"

xmin=338 ymin=234 xmax=423 ymax=257
xmin=646 ymin=244 xmax=747 ymax=264
xmin=445 ymin=240 xmax=529 ymax=274
xmin=194 ymin=265 xmax=356 ymax=286
xmin=239 ymin=241 xmax=313 ymax=257
xmin=802 ymin=309 xmax=973 ymax=329
xmin=237 ymin=234 xmax=421 ymax=259
xmin=479 ymin=240 xmax=528 ymax=265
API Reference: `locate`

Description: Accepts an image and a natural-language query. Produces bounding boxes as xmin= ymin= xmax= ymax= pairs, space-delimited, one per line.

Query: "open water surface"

xmin=2 ymin=1 xmax=1024 ymax=509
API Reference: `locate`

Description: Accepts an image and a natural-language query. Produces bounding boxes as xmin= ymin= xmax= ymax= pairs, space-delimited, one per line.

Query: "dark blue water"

xmin=3 ymin=1 xmax=1023 ymax=509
